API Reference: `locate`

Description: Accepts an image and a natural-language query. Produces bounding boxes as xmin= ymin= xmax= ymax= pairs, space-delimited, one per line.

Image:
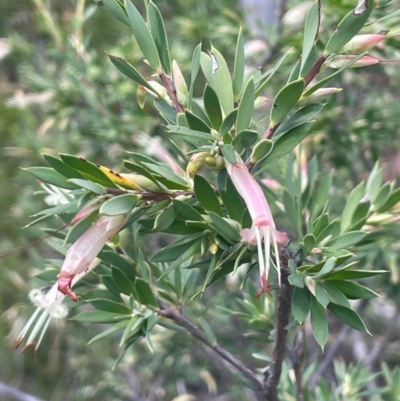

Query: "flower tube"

xmin=58 ymin=213 xmax=130 ymax=301
xmin=225 ymin=159 xmax=287 ymax=295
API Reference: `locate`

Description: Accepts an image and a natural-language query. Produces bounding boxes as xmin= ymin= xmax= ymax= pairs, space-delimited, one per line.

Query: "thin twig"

xmin=157 ymin=301 xmax=264 ymax=390
xmin=265 ymin=266 xmax=294 ymax=401
xmin=159 ymin=72 xmax=184 ymax=113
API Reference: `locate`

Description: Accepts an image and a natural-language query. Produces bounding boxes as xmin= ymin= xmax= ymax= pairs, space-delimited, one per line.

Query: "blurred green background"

xmin=1 ymin=1 xmax=400 ymax=400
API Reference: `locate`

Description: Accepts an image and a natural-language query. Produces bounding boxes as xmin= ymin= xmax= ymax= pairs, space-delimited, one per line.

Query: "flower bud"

xmin=120 ymin=173 xmax=163 ymax=193
xmin=186 ymin=152 xmax=211 ymax=177
xmin=325 ymin=55 xmax=380 ymax=69
xmin=340 ymin=34 xmax=386 ymax=55
xmin=205 ymin=155 xmax=225 ymax=171
xmin=172 ymin=60 xmax=188 ymax=95
xmin=300 ymin=87 xmax=342 ymax=104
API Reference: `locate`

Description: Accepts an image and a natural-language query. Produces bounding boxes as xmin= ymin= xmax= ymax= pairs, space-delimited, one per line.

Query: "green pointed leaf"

xmin=72 ymin=310 xmax=129 ymax=323
xmin=328 ymin=303 xmax=370 ymax=333
xmin=210 ymin=46 xmax=234 ymax=116
xmin=236 ymin=78 xmax=255 ymax=133
xmin=100 ymin=194 xmax=139 ymax=216
xmin=200 ymin=52 xmax=214 ymax=86
xmin=326 ymin=231 xmax=366 ymax=249
xmin=322 ymin=282 xmax=351 ymax=308
xmin=151 ymin=233 xmax=205 ymax=263
xmin=185 ymin=110 xmax=210 ymax=132
xmin=24 ymin=167 xmax=79 ymax=190
xmin=250 ymin=139 xmax=273 ymax=163
xmin=173 ymin=199 xmax=203 ymax=222
xmin=208 ymin=212 xmax=241 ymax=243
xmin=255 ymin=122 xmax=314 ymax=174
xmin=325 ymin=0 xmax=374 ymax=55
xmin=194 ymin=175 xmax=223 ymax=216
xmin=314 ymin=257 xmax=337 ymax=278
xmin=221 ymin=144 xmax=239 ymax=165
xmin=220 ymin=175 xmax=244 ymax=222
xmin=301 ymin=1 xmax=320 ymax=74
xmin=270 ymin=78 xmax=305 ymax=128
xmin=378 ymin=187 xmax=400 ymax=212
xmin=204 ymin=85 xmax=223 ymax=130
xmin=124 ymin=0 xmax=161 ymax=72
xmin=59 ymin=154 xmax=118 ymax=188
xmin=153 ymin=205 xmax=176 ymax=231
xmin=325 ymin=269 xmax=387 ymax=281
xmin=292 ymin=287 xmax=310 ymax=324
xmin=255 ymin=50 xmax=291 ymax=97
xmin=199 ymin=318 xmax=217 ymax=345
xmin=43 ymin=154 xmax=85 ymax=180
xmin=233 ymin=27 xmax=245 ymax=100
xmin=100 ymin=250 xmax=135 ymax=280
xmin=135 ymin=278 xmax=158 ymax=307
xmin=303 ymin=234 xmax=316 ymax=254
xmin=232 ymin=130 xmax=258 ymax=152
xmin=96 ymin=0 xmax=130 ymax=26
xmin=315 ymin=283 xmax=330 ymax=308
xmin=69 ymin=179 xmax=105 ymax=195
xmin=111 ymin=267 xmax=135 ymax=296
xmin=187 ymin=44 xmax=201 ymax=108
xmin=148 ymin=1 xmax=171 ymax=75
xmin=276 ymin=103 xmax=324 ymax=136
xmin=328 ymin=280 xmax=379 ymax=299
xmin=310 ymin=296 xmax=328 ymax=349
xmin=219 ymin=109 xmax=238 ymax=135
xmin=288 ymin=273 xmax=305 ymax=288
xmin=90 ymin=299 xmax=132 ymax=314
xmin=341 ymin=182 xmax=366 ymax=232
xmin=108 ymin=54 xmax=158 ymax=94
xmin=166 ymin=125 xmax=213 ymax=146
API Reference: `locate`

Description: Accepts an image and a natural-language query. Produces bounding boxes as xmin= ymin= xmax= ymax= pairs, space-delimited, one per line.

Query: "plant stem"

xmin=159 ymin=72 xmax=185 ymax=113
xmin=158 ymin=302 xmax=264 ymax=390
xmin=264 ymin=266 xmax=294 ymax=401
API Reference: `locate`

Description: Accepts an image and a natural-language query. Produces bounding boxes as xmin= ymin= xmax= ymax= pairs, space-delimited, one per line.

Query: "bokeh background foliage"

xmin=1 ymin=0 xmax=400 ymax=400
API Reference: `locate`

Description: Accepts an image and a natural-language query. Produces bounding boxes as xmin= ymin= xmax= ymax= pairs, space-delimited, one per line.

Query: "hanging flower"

xmin=58 ymin=213 xmax=130 ymax=301
xmin=15 ymin=211 xmax=130 ymax=352
xmin=225 ymin=159 xmax=287 ymax=295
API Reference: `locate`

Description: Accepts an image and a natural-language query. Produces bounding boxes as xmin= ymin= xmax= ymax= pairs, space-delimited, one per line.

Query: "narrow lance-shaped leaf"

xmin=204 ymin=85 xmax=223 ymax=130
xmin=96 ymin=0 xmax=130 ymax=26
xmin=233 ymin=27 xmax=245 ymax=101
xmin=147 ymin=1 xmax=171 ymax=75
xmin=300 ymin=1 xmax=320 ymax=75
xmin=108 ymin=54 xmax=159 ymax=95
xmin=194 ymin=175 xmax=223 ymax=216
xmin=24 ymin=167 xmax=79 ymax=190
xmin=325 ymin=0 xmax=374 ymax=55
xmin=210 ymin=46 xmax=234 ymax=117
xmin=236 ymin=78 xmax=255 ymax=133
xmin=124 ymin=0 xmax=161 ymax=73
xmin=310 ymin=296 xmax=328 ymax=349
xmin=270 ymin=79 xmax=305 ymax=128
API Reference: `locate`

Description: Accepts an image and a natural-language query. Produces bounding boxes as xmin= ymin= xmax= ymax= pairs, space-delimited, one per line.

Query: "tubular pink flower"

xmin=225 ymin=160 xmax=287 ymax=295
xmin=58 ymin=213 xmax=130 ymax=301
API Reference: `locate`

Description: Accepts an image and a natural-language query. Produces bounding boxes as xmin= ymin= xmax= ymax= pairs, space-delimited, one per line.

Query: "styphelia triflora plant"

xmin=8 ymin=0 xmax=400 ymax=397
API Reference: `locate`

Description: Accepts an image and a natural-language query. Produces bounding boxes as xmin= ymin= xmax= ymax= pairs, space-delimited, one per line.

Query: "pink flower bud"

xmin=340 ymin=34 xmax=386 ymax=55
xmin=325 ymin=55 xmax=380 ymax=69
